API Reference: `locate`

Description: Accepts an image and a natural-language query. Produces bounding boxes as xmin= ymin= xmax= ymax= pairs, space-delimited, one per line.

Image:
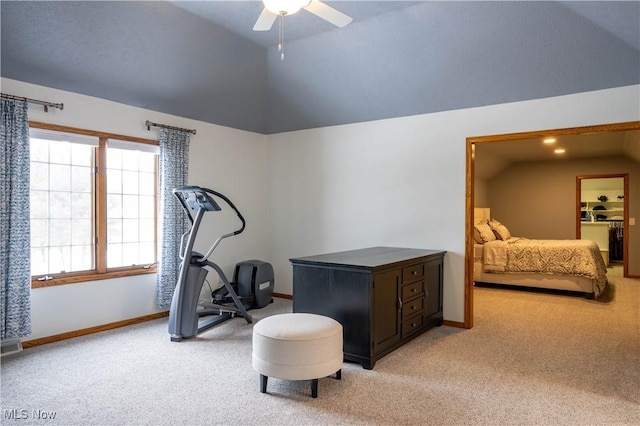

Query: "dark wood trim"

xmin=272 ymin=292 xmax=292 ymax=300
xmin=29 ymin=121 xmax=158 ymax=145
xmin=31 ymin=267 xmax=157 ymax=288
xmin=464 ymin=140 xmax=475 ymax=329
xmin=442 ymin=320 xmax=465 ymax=328
xmin=21 ymin=294 xmax=314 ymax=348
xmin=465 ymin=120 xmax=640 ymax=329
xmin=22 ymin=311 xmax=169 ymax=348
xmin=467 ymin=121 xmax=640 ymax=144
xmin=96 ymin=138 xmax=108 ymax=273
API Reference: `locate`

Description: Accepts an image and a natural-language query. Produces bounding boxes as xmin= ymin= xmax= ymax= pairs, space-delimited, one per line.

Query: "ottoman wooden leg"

xmin=260 ymin=374 xmax=268 ymax=393
xmin=311 ymin=378 xmax=318 ymax=398
xmin=336 ymin=369 xmax=341 ymax=380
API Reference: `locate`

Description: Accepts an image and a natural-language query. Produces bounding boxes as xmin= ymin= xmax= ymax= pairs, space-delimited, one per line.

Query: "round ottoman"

xmin=252 ymin=313 xmax=343 ymax=398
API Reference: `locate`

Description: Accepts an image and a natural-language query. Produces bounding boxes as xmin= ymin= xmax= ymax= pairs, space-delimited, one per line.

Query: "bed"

xmin=473 ymin=208 xmax=608 ymax=298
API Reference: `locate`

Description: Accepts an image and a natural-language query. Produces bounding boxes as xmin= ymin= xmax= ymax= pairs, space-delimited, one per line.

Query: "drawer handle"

xmin=411 ymin=288 xmax=416 ymax=293
xmin=412 ymin=323 xmax=417 ymax=327
xmin=398 ymin=297 xmax=403 ymax=310
xmin=412 ymin=271 xmax=417 ymax=275
xmin=411 ymin=305 xmax=416 ymax=310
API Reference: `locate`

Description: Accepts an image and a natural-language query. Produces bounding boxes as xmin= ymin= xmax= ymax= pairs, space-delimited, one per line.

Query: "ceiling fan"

xmin=253 ymin=0 xmax=353 ymax=59
xmin=253 ymin=0 xmax=353 ymax=32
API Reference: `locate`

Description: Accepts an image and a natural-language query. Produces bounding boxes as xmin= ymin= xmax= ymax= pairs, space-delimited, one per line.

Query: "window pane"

xmin=139 ymin=219 xmax=155 ymax=242
xmin=139 ymin=242 xmax=155 ymax=264
xmin=71 ymin=219 xmax=92 ymax=245
xmin=122 ymin=243 xmax=139 ymax=265
xmin=122 ymin=195 xmax=138 ymax=218
xmin=29 ymin=130 xmax=99 ymax=277
xmin=107 ymin=169 xmax=122 ymax=194
xmin=107 ymin=194 xmax=122 ymax=218
xmin=71 ymin=245 xmax=93 ymax=271
xmin=107 ymin=243 xmax=122 ymax=268
xmin=49 ymin=219 xmax=70 ymax=246
xmin=139 ymin=196 xmax=155 ymax=219
xmin=71 ymin=166 xmax=92 ymax=192
xmin=107 ymin=218 xmax=123 ymax=244
xmin=31 ymin=219 xmax=49 ymax=247
xmin=50 ymin=192 xmax=70 ymax=219
xmin=49 ymin=246 xmax=71 ymax=274
xmin=31 ymin=162 xmax=49 ymax=190
xmin=31 ymin=248 xmax=49 ymax=276
xmin=139 ymin=155 xmax=155 ymax=172
xmin=30 ymin=138 xmax=49 ymax=162
xmin=122 ymin=219 xmax=138 ymax=243
xmin=104 ymin=145 xmax=158 ymax=270
xmin=30 ymin=191 xmax=49 ymax=219
xmin=107 ymin=148 xmax=122 ymax=169
xmin=121 ymin=153 xmax=138 ymax=171
xmin=49 ymin=141 xmax=70 ymax=164
xmin=71 ymin=144 xmax=92 ymax=166
xmin=139 ymin=172 xmax=155 ymax=195
xmin=122 ymin=171 xmax=139 ymax=195
xmin=71 ymin=193 xmax=92 ymax=219
xmin=49 ymin=164 xmax=70 ymax=191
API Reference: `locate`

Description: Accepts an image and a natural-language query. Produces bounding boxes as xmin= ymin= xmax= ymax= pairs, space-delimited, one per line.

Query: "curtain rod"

xmin=1 ymin=93 xmax=64 ymax=112
xmin=145 ymin=120 xmax=196 ymax=135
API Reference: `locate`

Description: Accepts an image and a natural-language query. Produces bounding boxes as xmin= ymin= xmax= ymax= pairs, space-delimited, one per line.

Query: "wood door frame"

xmin=464 ymin=121 xmax=640 ymax=329
xmin=576 ymin=174 xmax=629 ymax=277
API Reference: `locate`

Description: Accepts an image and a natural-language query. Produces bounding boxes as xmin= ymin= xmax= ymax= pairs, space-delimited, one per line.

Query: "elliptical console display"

xmin=168 ymin=185 xmax=274 ymax=342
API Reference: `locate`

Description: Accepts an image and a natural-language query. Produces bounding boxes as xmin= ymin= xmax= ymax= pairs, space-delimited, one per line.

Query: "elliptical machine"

xmin=168 ymin=185 xmax=274 ymax=342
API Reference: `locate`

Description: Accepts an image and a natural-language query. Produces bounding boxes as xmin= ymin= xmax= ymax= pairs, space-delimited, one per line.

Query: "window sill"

xmin=31 ymin=267 xmax=157 ymax=288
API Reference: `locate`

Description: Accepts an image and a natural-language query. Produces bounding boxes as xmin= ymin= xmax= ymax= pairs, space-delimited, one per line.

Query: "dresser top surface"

xmin=290 ymin=246 xmax=445 ymax=269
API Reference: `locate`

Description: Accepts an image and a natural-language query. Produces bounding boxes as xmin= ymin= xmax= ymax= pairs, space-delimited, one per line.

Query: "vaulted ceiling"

xmin=2 ymin=1 xmax=639 ymax=135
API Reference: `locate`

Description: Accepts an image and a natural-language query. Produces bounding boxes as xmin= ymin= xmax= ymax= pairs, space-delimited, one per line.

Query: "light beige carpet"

xmin=2 ymin=266 xmax=638 ymax=425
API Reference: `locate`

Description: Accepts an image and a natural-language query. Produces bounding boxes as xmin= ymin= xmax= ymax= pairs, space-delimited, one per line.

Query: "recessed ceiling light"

xmin=554 ymin=148 xmax=565 ymax=154
xmin=543 ymin=138 xmax=556 ymax=144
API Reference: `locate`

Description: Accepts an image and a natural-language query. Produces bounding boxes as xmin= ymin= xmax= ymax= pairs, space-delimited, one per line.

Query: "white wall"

xmin=4 ymin=77 xmax=639 ymax=337
xmin=2 ymin=78 xmax=268 ymax=340
xmin=266 ymin=85 xmax=640 ymax=323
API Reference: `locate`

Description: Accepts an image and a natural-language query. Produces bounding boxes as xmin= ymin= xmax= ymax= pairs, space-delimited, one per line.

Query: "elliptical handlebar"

xmin=200 ymin=187 xmax=246 ymax=236
xmin=173 ymin=185 xmax=246 ymax=262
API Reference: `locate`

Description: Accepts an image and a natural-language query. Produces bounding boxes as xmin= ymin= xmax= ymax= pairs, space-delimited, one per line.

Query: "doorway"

xmin=577 ymin=174 xmax=628 ymax=276
xmin=464 ymin=121 xmax=640 ymax=329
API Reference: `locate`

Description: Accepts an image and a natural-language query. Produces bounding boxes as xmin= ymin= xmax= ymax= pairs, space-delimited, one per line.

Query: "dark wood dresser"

xmin=290 ymin=246 xmax=446 ymax=369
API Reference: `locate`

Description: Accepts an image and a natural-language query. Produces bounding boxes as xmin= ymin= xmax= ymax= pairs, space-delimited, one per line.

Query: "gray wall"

xmin=474 ymin=177 xmax=490 ymax=208
xmin=488 ymin=156 xmax=640 ymax=276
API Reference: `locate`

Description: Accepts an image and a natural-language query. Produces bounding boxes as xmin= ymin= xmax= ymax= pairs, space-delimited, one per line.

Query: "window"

xmin=29 ymin=124 xmax=158 ymax=286
xmin=105 ymin=141 xmax=158 ymax=268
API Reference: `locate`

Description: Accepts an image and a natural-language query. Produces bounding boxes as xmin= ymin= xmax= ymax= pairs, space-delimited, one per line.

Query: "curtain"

xmin=1 ymin=99 xmax=32 ymax=340
xmin=156 ymin=128 xmax=190 ymax=308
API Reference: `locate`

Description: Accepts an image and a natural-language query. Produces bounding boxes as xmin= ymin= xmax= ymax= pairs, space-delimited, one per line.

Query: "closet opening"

xmin=577 ymin=174 xmax=629 ymax=277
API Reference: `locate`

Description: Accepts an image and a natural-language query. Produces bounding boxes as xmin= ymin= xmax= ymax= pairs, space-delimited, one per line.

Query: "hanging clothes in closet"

xmin=609 ymin=222 xmax=624 ymax=261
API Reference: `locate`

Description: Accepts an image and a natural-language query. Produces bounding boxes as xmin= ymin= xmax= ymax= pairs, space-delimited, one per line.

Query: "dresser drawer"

xmin=402 ymin=297 xmax=424 ymax=320
xmin=403 ymin=263 xmax=424 ymax=283
xmin=402 ymin=280 xmax=423 ymax=302
xmin=401 ymin=314 xmax=424 ymax=338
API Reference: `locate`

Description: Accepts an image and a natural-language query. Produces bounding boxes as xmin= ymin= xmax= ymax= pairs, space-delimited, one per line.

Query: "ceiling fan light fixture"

xmin=263 ymin=0 xmax=310 ymax=15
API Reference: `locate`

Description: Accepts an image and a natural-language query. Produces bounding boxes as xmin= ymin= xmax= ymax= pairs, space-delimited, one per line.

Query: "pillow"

xmin=474 ymin=220 xmax=496 ymax=243
xmin=489 ymin=219 xmax=511 ymax=241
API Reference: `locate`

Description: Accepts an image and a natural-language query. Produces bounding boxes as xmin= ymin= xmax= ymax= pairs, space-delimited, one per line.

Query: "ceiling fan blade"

xmin=253 ymin=8 xmax=278 ymax=31
xmin=303 ymin=0 xmax=353 ymax=28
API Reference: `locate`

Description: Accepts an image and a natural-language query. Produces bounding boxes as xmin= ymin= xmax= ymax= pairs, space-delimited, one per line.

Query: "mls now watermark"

xmin=4 ymin=409 xmax=57 ymax=420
